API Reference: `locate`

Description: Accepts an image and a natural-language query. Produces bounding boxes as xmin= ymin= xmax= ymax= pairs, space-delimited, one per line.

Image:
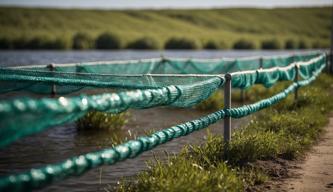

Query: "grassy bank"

xmin=113 ymin=74 xmax=333 ymax=191
xmin=0 ymin=7 xmax=331 ymax=49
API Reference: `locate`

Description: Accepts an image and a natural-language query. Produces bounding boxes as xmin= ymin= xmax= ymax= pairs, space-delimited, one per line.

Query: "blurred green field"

xmin=0 ymin=6 xmax=331 ymax=49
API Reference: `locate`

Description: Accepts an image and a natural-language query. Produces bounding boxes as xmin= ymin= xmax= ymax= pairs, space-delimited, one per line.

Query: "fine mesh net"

xmin=0 ymin=51 xmax=328 ymax=192
xmin=0 ymin=51 xmax=326 ymax=149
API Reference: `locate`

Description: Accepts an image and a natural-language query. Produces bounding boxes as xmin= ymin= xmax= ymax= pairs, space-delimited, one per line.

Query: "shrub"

xmin=285 ymin=39 xmax=297 ymax=49
xmin=25 ymin=36 xmax=52 ymax=49
xmin=298 ymin=40 xmax=309 ymax=49
xmin=76 ymin=111 xmax=129 ymax=131
xmin=95 ymin=32 xmax=121 ymax=49
xmin=203 ymin=40 xmax=219 ymax=49
xmin=0 ymin=38 xmax=12 ymax=49
xmin=164 ymin=37 xmax=200 ymax=49
xmin=232 ymin=39 xmax=255 ymax=49
xmin=72 ymin=32 xmax=93 ymax=49
xmin=12 ymin=37 xmax=29 ymax=49
xmin=46 ymin=38 xmax=71 ymax=49
xmin=126 ymin=37 xmax=159 ymax=49
xmin=261 ymin=39 xmax=282 ymax=49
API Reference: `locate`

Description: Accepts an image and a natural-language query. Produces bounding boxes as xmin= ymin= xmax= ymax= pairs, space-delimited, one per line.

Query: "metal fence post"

xmin=47 ymin=64 xmax=56 ymax=97
xmin=259 ymin=57 xmax=263 ymax=69
xmin=294 ymin=64 xmax=299 ymax=101
xmin=224 ymin=73 xmax=232 ymax=142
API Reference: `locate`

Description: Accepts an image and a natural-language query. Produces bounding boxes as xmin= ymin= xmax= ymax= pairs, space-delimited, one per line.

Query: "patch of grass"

xmin=76 ymin=111 xmax=129 ymax=131
xmin=115 ymin=74 xmax=333 ymax=191
xmin=116 ymin=154 xmax=244 ymax=192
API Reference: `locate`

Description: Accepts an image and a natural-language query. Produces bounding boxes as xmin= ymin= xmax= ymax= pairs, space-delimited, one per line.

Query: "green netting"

xmin=0 ymin=77 xmax=224 ymax=148
xmin=232 ymin=53 xmax=325 ymax=89
xmin=0 ymin=53 xmax=326 ymax=149
xmin=0 ymin=52 xmax=320 ymax=95
xmin=0 ymin=61 xmax=325 ymax=192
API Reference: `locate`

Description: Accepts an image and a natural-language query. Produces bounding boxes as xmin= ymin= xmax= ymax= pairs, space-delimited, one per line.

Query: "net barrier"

xmin=0 ymin=60 xmax=325 ymax=192
xmin=0 ymin=53 xmax=326 ymax=149
xmin=0 ymin=52 xmax=321 ymax=95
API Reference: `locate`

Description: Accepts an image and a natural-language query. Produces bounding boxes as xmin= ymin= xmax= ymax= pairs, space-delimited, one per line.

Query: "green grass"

xmin=0 ymin=7 xmax=331 ymax=49
xmin=76 ymin=111 xmax=129 ymax=131
xmin=114 ymin=74 xmax=333 ymax=191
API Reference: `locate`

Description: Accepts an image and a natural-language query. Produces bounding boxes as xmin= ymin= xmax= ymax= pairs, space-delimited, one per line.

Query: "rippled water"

xmin=0 ymin=50 xmax=316 ymax=191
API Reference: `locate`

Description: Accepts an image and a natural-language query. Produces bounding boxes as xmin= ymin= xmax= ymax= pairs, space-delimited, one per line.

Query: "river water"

xmin=0 ymin=50 xmax=318 ymax=191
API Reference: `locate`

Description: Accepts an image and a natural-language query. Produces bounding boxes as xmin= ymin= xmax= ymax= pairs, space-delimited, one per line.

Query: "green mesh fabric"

xmin=0 ymin=77 xmax=224 ymax=148
xmin=232 ymin=54 xmax=325 ymax=89
xmin=0 ymin=53 xmax=326 ymax=149
xmin=0 ymin=61 xmax=325 ymax=192
xmin=0 ymin=52 xmax=320 ymax=95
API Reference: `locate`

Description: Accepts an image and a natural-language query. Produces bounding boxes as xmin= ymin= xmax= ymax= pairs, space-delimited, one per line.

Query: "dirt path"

xmin=278 ymin=116 xmax=333 ymax=192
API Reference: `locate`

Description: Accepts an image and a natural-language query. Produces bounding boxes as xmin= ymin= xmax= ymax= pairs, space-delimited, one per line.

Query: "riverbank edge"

xmin=112 ymin=74 xmax=333 ymax=191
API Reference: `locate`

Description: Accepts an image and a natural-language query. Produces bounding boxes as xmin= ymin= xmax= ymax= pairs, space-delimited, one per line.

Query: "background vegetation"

xmin=0 ymin=7 xmax=330 ymax=49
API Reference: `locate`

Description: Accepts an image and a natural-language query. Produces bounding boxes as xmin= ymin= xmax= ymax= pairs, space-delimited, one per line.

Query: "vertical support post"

xmin=47 ymin=64 xmax=56 ymax=97
xmin=294 ymin=64 xmax=299 ymax=101
xmin=259 ymin=57 xmax=263 ymax=69
xmin=224 ymin=73 xmax=232 ymax=143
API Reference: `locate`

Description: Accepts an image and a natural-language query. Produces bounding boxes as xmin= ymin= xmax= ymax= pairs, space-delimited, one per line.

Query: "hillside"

xmin=0 ymin=7 xmax=331 ymax=49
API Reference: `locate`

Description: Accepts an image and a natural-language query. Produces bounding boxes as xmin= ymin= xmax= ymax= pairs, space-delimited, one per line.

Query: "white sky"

xmin=0 ymin=0 xmax=331 ymax=9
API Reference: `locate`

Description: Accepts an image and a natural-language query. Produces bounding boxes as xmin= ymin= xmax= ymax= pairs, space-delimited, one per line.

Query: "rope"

xmin=0 ymin=62 xmax=325 ymax=192
xmin=0 ymin=54 xmax=326 ymax=148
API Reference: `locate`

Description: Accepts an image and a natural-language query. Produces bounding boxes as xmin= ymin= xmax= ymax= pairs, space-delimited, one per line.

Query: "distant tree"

xmin=126 ymin=37 xmax=159 ymax=49
xmin=298 ymin=40 xmax=309 ymax=49
xmin=261 ymin=39 xmax=282 ymax=50
xmin=204 ymin=40 xmax=219 ymax=50
xmin=164 ymin=37 xmax=200 ymax=49
xmin=95 ymin=32 xmax=121 ymax=49
xmin=233 ymin=39 xmax=255 ymax=49
xmin=0 ymin=38 xmax=12 ymax=49
xmin=72 ymin=33 xmax=93 ymax=49
xmin=285 ymin=39 xmax=297 ymax=49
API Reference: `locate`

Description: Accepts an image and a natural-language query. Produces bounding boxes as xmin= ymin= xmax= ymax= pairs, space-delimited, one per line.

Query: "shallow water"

xmin=0 ymin=50 xmax=318 ymax=191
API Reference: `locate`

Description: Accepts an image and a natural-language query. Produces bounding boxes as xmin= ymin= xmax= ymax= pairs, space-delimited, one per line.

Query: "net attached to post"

xmin=0 ymin=51 xmax=326 ymax=149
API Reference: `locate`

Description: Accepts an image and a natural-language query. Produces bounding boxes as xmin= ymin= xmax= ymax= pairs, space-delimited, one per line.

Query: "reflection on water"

xmin=0 ymin=50 xmax=312 ymax=191
xmin=0 ymin=107 xmax=249 ymax=192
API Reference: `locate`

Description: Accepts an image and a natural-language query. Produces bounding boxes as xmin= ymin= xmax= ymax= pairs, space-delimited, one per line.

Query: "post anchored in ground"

xmin=224 ymin=73 xmax=232 ymax=143
xmin=294 ymin=63 xmax=299 ymax=101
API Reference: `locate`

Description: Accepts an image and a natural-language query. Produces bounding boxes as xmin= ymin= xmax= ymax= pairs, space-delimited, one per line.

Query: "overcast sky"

xmin=0 ymin=0 xmax=331 ymax=9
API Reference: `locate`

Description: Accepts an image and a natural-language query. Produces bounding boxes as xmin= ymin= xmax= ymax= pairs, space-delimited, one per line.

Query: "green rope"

xmin=0 ymin=54 xmax=326 ymax=149
xmin=0 ymin=62 xmax=324 ymax=192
